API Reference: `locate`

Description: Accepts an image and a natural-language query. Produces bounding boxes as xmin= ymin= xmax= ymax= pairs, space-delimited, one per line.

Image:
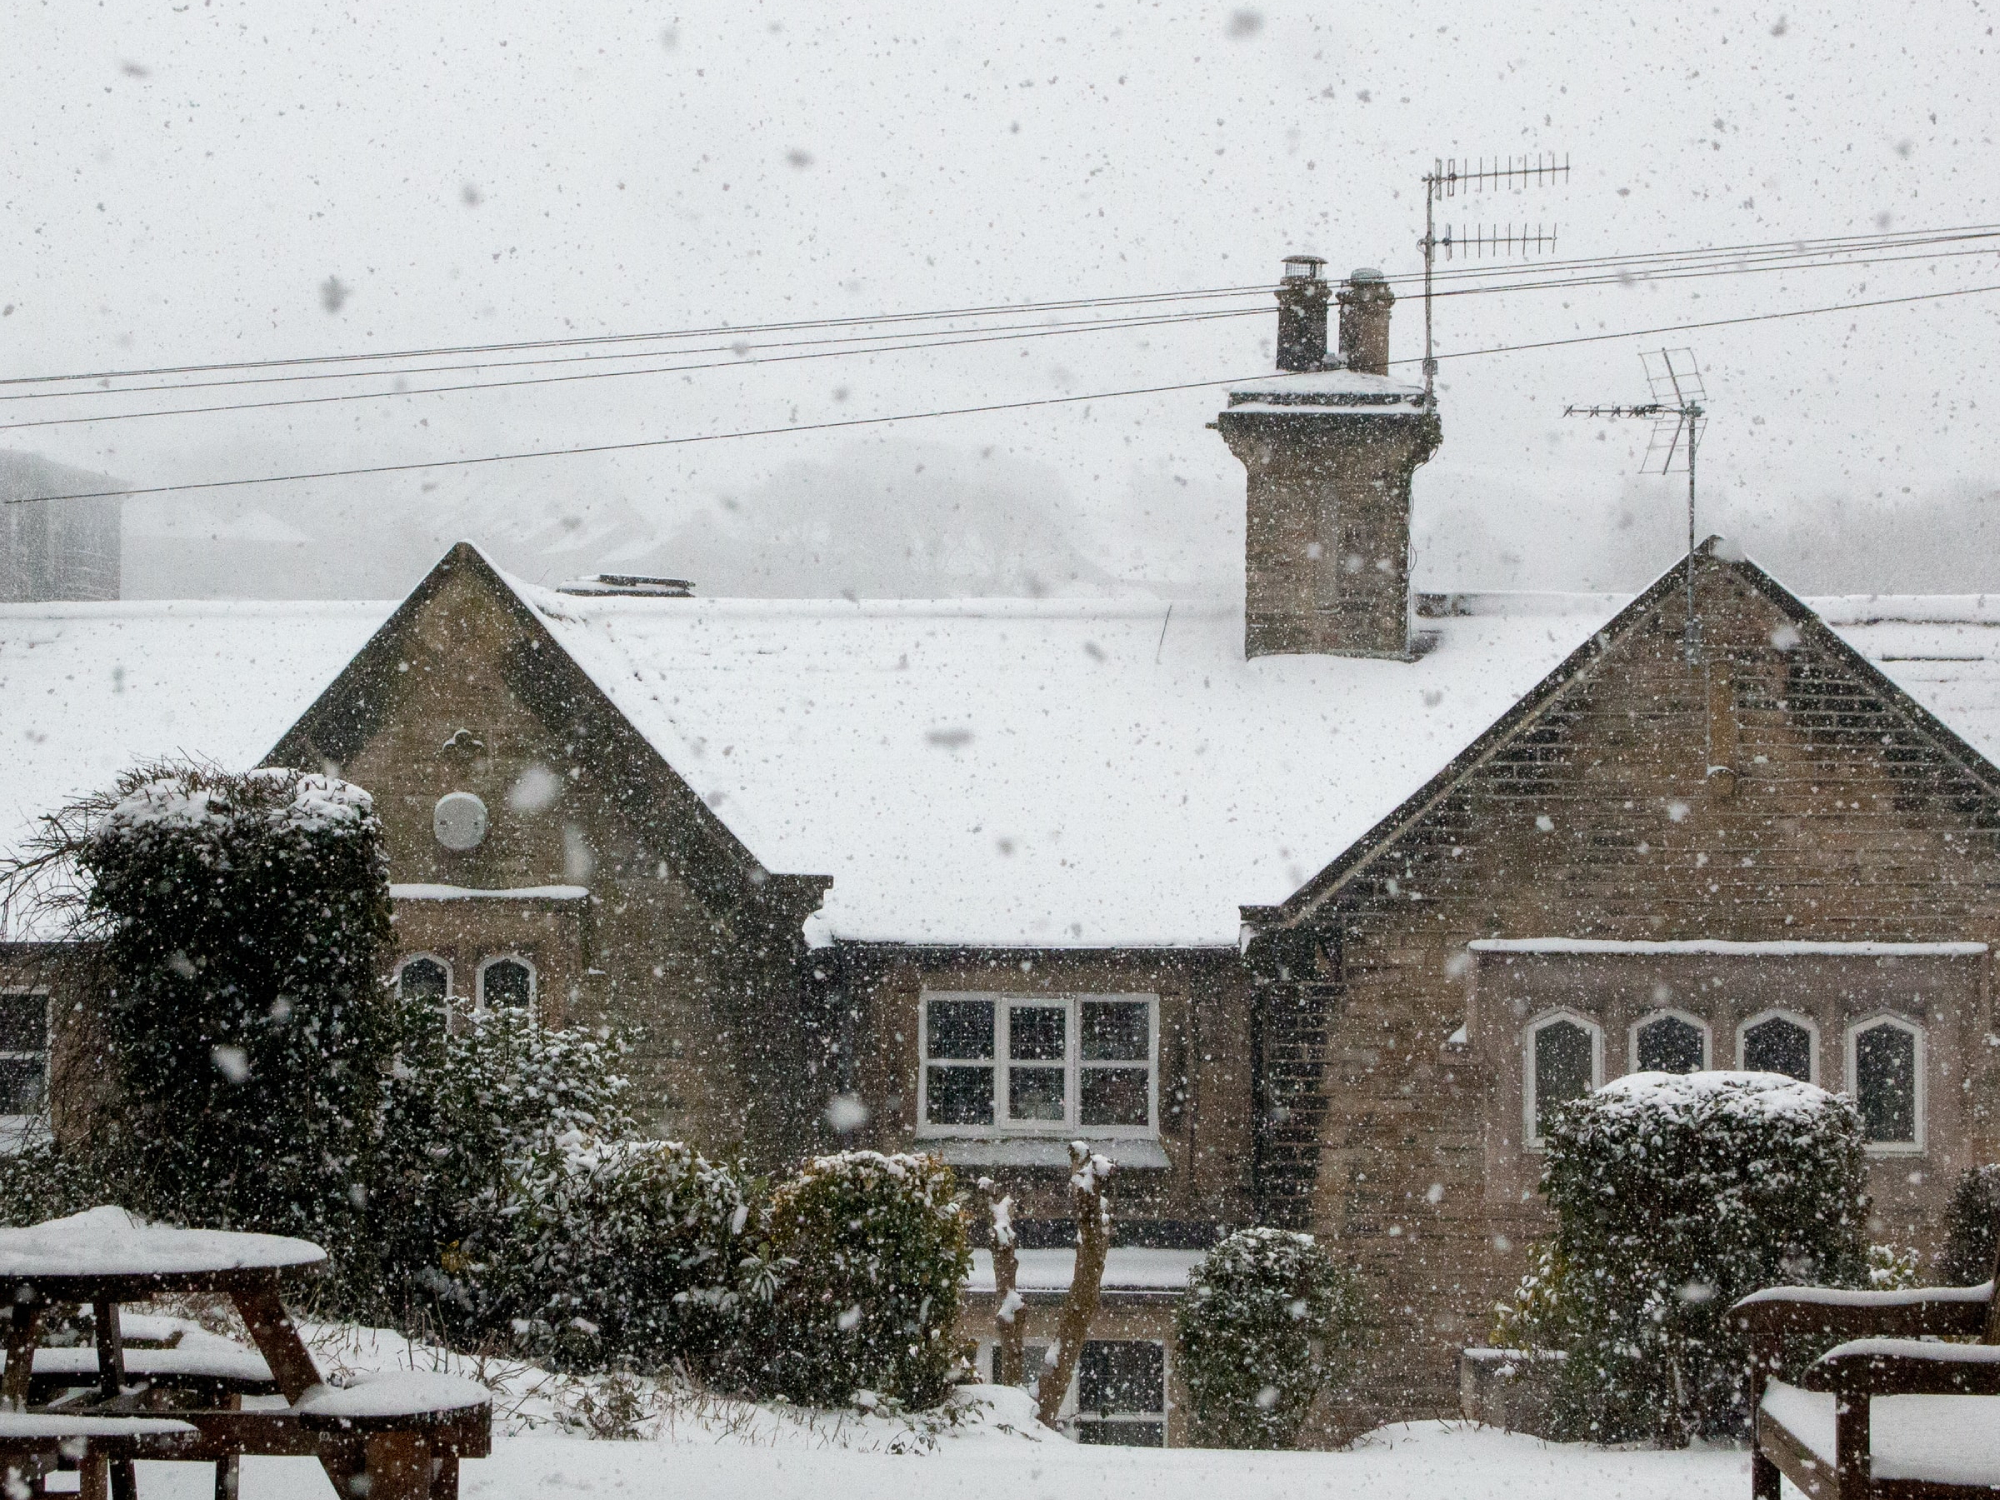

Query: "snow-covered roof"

xmin=1223 ymin=367 xmax=1431 ymax=416
xmin=10 ymin=578 xmax=2000 ymax=948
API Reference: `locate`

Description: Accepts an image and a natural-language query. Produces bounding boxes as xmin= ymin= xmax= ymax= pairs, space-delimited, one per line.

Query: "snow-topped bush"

xmin=1174 ymin=1227 xmax=1365 ymax=1449
xmin=1942 ymin=1164 xmax=2000 ymax=1285
xmin=477 ymin=1135 xmax=771 ymax=1378
xmin=1521 ymin=1070 xmax=1869 ymax=1444
xmin=76 ymin=764 xmax=395 ymax=1272
xmin=365 ymin=998 xmax=637 ymax=1334
xmin=763 ymin=1151 xmax=970 ymax=1410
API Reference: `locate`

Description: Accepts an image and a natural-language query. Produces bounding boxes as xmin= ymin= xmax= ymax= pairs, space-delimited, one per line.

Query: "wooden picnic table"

xmin=1 ymin=1208 xmax=488 ymax=1500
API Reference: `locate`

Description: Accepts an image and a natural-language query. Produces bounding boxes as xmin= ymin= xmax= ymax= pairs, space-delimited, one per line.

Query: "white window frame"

xmin=1737 ymin=1009 xmax=1820 ymax=1084
xmin=0 ymin=990 xmax=51 ymax=1150
xmin=916 ymin=991 xmax=1158 ymax=1139
xmin=1845 ymin=1013 xmax=1926 ymax=1155
xmin=1523 ymin=1009 xmax=1603 ymax=1152
xmin=1628 ymin=1008 xmax=1713 ymax=1075
xmin=396 ymin=954 xmax=454 ymax=1004
xmin=476 ymin=954 xmax=537 ymax=1013
xmin=983 ymin=1337 xmax=1169 ymax=1446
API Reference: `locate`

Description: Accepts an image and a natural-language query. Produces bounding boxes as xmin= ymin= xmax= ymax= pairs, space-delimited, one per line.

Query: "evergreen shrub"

xmin=1175 ymin=1227 xmax=1366 ymax=1449
xmin=763 ymin=1150 xmax=970 ymax=1408
xmin=77 ymin=765 xmax=395 ymax=1271
xmin=1512 ymin=1070 xmax=1869 ymax=1445
xmin=1942 ymin=1164 xmax=2000 ymax=1285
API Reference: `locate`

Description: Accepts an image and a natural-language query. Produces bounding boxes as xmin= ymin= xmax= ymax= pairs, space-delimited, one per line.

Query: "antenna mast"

xmin=1565 ymin=348 xmax=1710 ymax=661
xmin=1419 ymin=153 xmax=1569 ymax=399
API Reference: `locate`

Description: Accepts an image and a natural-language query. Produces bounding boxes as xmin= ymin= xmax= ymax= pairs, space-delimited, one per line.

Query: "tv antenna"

xmin=1565 ymin=348 xmax=1709 ymax=661
xmin=1419 ymin=153 xmax=1569 ymax=399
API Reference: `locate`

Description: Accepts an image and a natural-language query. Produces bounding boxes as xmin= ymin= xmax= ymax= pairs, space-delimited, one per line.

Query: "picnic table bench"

xmin=1731 ymin=1241 xmax=2000 ymax=1499
xmin=0 ymin=1412 xmax=199 ymax=1500
xmin=2 ymin=1208 xmax=490 ymax=1500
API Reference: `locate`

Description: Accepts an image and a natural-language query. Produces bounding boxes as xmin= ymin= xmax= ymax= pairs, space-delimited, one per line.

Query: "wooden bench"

xmin=4 ymin=1344 xmax=280 ymax=1405
xmin=1731 ymin=1254 xmax=2000 ymax=1499
xmin=0 ymin=1412 xmax=198 ymax=1500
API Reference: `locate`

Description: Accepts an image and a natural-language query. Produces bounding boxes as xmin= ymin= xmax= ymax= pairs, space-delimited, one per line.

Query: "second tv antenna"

xmin=1565 ymin=348 xmax=1710 ymax=660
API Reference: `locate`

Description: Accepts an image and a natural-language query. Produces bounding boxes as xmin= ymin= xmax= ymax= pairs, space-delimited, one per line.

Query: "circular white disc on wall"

xmin=433 ymin=791 xmax=489 ymax=851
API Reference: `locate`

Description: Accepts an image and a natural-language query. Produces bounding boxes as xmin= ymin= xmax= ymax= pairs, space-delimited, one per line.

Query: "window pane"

xmin=1078 ymin=1341 xmax=1165 ymax=1414
xmin=1081 ymin=1001 xmax=1149 ymax=1061
xmin=1744 ymin=1017 xmax=1812 ymax=1081
xmin=1637 ymin=1016 xmax=1704 ymax=1074
xmin=399 ymin=958 xmax=449 ymax=1004
xmin=1534 ymin=1021 xmax=1594 ymax=1138
xmin=1855 ymin=1024 xmax=1918 ymax=1143
xmin=1010 ymin=1005 xmax=1066 ymax=1062
xmin=482 ymin=959 xmax=533 ymax=1008
xmin=1076 ymin=1421 xmax=1164 ymax=1447
xmin=1080 ymin=1067 xmax=1150 ymax=1127
xmin=926 ymin=1065 xmax=994 ymax=1126
xmin=0 ymin=995 xmax=46 ymax=1053
xmin=0 ymin=1057 xmax=46 ymax=1116
xmin=1008 ymin=1066 xmax=1066 ymax=1121
xmin=928 ymin=999 xmax=995 ymax=1060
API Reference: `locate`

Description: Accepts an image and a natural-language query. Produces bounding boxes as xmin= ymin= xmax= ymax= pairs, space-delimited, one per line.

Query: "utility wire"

xmin=9 ymin=219 xmax=2000 ymax=392
xmin=0 ymin=306 xmax=1268 ymax=434
xmin=16 ymin=278 xmax=2000 ymax=508
xmin=12 ymin=244 xmax=2000 ymax=433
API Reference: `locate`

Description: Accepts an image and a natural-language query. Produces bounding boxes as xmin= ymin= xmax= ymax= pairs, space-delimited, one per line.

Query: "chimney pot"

xmin=1337 ymin=268 xmax=1396 ymax=376
xmin=1273 ymin=255 xmax=1332 ymax=373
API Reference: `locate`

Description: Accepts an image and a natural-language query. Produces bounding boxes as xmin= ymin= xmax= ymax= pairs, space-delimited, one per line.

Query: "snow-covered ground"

xmin=109 ymin=1322 xmax=1764 ymax=1500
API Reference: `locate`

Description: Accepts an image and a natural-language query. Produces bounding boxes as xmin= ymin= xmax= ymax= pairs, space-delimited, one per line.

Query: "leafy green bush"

xmin=476 ymin=1136 xmax=774 ymax=1377
xmin=1527 ymin=1070 xmax=1869 ymax=1445
xmin=75 ymin=765 xmax=395 ymax=1274
xmin=1942 ymin=1165 xmax=2000 ymax=1285
xmin=1174 ymin=1227 xmax=1365 ymax=1449
xmin=763 ymin=1151 xmax=970 ymax=1409
xmin=364 ymin=997 xmax=638 ymax=1334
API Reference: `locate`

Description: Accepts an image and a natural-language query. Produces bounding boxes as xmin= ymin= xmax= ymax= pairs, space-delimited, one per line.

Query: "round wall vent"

xmin=433 ymin=791 xmax=489 ymax=851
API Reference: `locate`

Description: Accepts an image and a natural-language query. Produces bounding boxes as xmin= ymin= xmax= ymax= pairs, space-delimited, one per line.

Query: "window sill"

xmin=925 ymin=1137 xmax=1171 ymax=1171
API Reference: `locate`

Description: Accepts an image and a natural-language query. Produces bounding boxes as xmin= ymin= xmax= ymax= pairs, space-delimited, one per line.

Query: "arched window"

xmin=478 ymin=956 xmax=536 ymax=1011
xmin=397 ymin=956 xmax=451 ymax=1005
xmin=1524 ymin=1012 xmax=1602 ymax=1149
xmin=1633 ymin=1011 xmax=1709 ymax=1075
xmin=1847 ymin=1015 xmax=1924 ymax=1150
xmin=1739 ymin=1011 xmax=1816 ymax=1083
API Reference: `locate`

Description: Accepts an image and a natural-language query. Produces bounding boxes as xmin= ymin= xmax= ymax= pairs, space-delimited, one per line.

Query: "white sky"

xmin=5 ymin=0 xmax=1999 ymax=597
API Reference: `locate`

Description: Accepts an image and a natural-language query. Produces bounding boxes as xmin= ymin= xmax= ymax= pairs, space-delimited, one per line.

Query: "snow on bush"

xmin=367 ymin=998 xmax=637 ymax=1336
xmin=1174 ymin=1227 xmax=1365 ymax=1449
xmin=763 ymin=1150 xmax=970 ymax=1410
xmin=76 ymin=763 xmax=396 ymax=1278
xmin=1504 ymin=1069 xmax=1868 ymax=1445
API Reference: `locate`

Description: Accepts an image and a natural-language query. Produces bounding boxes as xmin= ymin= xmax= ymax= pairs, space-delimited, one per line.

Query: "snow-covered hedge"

xmin=1517 ymin=1070 xmax=1869 ymax=1444
xmin=78 ymin=764 xmax=395 ymax=1270
xmin=1174 ymin=1227 xmax=1365 ymax=1449
xmin=763 ymin=1151 xmax=970 ymax=1410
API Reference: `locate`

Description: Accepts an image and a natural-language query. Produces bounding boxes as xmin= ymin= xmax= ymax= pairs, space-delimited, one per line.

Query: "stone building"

xmin=6 ymin=262 xmax=2000 ymax=1442
xmin=0 ymin=452 xmax=123 ymax=603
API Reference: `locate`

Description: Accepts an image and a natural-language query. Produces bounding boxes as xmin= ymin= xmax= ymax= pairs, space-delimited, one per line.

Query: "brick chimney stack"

xmin=1214 ymin=262 xmax=1441 ymax=660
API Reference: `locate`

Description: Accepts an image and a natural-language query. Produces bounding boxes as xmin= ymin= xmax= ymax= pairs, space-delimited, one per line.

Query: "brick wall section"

xmin=1284 ymin=555 xmax=2000 ymax=1426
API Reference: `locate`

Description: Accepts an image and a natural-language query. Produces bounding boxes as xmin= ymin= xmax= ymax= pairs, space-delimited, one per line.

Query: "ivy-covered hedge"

xmin=763 ymin=1151 xmax=970 ymax=1409
xmin=78 ymin=766 xmax=395 ymax=1275
xmin=1510 ymin=1070 xmax=1869 ymax=1444
xmin=1175 ymin=1227 xmax=1366 ymax=1449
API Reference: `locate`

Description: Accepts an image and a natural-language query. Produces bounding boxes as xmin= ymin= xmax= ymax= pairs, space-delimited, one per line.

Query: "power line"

xmin=13 ymin=243 xmax=2000 ymax=435
xmin=11 ymin=225 xmax=1997 ymax=423
xmin=16 ymin=278 xmax=2000 ymax=509
xmin=0 ymin=305 xmax=1267 ymax=434
xmin=9 ymin=218 xmax=1999 ymax=394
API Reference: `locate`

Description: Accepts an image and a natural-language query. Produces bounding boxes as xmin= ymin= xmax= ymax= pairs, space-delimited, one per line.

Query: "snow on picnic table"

xmin=0 ymin=1206 xmax=325 ymax=1278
